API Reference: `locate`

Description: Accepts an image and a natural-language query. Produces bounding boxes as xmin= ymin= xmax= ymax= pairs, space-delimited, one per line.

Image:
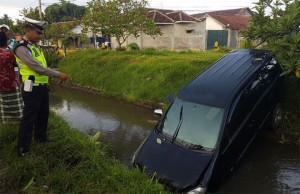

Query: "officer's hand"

xmin=58 ymin=72 xmax=71 ymax=81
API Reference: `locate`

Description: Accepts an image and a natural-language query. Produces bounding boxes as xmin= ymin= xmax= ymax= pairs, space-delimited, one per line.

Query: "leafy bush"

xmin=241 ymin=39 xmax=255 ymax=49
xmin=128 ymin=42 xmax=140 ymax=50
xmin=246 ymin=0 xmax=300 ymax=77
xmin=41 ymin=46 xmax=61 ymax=68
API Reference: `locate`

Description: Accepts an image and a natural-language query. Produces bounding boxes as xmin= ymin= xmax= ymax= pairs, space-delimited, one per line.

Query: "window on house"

xmin=186 ymin=29 xmax=194 ymax=33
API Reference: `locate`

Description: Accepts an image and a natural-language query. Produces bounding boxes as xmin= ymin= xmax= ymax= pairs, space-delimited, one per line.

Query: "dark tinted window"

xmin=226 ymin=91 xmax=250 ymax=138
xmin=248 ymin=58 xmax=280 ymax=102
xmin=226 ymin=58 xmax=280 ymax=139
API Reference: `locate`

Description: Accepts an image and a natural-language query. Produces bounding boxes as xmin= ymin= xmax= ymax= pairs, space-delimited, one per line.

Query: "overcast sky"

xmin=0 ymin=0 xmax=259 ymax=22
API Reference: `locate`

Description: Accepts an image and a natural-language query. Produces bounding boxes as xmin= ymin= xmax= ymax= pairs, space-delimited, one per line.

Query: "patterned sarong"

xmin=0 ymin=89 xmax=23 ymax=124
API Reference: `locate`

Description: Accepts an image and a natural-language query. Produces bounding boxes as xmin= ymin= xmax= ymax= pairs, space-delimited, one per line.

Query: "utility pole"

xmin=38 ymin=0 xmax=42 ymax=19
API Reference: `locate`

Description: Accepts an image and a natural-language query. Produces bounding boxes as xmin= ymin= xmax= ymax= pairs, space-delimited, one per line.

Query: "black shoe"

xmin=18 ymin=147 xmax=30 ymax=157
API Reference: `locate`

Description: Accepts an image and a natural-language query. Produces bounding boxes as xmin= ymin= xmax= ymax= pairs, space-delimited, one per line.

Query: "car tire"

xmin=271 ymin=103 xmax=282 ymax=130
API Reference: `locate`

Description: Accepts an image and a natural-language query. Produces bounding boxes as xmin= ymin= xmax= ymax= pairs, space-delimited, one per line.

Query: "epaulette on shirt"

xmin=13 ymin=39 xmax=31 ymax=54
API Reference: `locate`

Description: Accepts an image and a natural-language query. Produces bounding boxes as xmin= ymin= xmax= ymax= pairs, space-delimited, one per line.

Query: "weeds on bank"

xmin=58 ymin=48 xmax=300 ymax=137
xmin=0 ymin=112 xmax=168 ymax=193
xmin=58 ymin=49 xmax=225 ymax=106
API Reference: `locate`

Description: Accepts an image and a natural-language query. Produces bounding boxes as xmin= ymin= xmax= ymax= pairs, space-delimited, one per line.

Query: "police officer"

xmin=14 ymin=17 xmax=70 ymax=156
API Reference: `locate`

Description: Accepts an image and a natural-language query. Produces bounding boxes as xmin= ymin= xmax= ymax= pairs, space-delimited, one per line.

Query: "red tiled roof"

xmin=147 ymin=9 xmax=202 ymax=24
xmin=207 ymin=7 xmax=252 ymax=16
xmin=146 ymin=7 xmax=250 ymax=28
xmin=166 ymin=11 xmax=201 ymax=22
xmin=147 ymin=10 xmax=174 ymax=24
xmin=191 ymin=12 xmax=206 ymax=19
xmin=210 ymin=14 xmax=251 ymax=30
xmin=147 ymin=8 xmax=175 ymax=15
xmin=190 ymin=8 xmax=251 ymax=30
xmin=192 ymin=7 xmax=252 ymax=18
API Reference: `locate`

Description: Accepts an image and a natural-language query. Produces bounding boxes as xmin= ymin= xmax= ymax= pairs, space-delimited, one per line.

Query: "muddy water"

xmin=49 ymin=84 xmax=157 ymax=165
xmin=49 ymin=84 xmax=300 ymax=193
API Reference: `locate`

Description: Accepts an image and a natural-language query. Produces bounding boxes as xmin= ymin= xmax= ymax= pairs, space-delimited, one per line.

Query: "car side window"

xmin=248 ymin=70 xmax=266 ymax=103
xmin=225 ymin=75 xmax=263 ymax=139
xmin=225 ymin=60 xmax=279 ymax=141
xmin=248 ymin=59 xmax=279 ymax=103
xmin=226 ymin=90 xmax=251 ymax=139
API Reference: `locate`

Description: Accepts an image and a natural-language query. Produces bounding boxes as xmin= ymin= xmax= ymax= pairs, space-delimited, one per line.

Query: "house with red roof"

xmin=191 ymin=7 xmax=252 ymax=49
xmin=120 ymin=9 xmax=206 ymax=50
xmin=114 ymin=7 xmax=252 ymax=50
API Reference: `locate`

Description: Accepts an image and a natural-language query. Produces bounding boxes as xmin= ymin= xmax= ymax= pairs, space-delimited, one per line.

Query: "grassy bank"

xmin=58 ymin=49 xmax=299 ymax=142
xmin=1 ymin=49 xmax=299 ymax=193
xmin=58 ymin=49 xmax=225 ymax=107
xmin=0 ymin=112 xmax=168 ymax=193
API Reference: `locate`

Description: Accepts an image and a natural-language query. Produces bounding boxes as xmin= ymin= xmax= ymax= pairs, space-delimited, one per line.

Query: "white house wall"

xmin=205 ymin=16 xmax=225 ymax=30
xmin=112 ymin=22 xmax=206 ymax=51
xmin=72 ymin=25 xmax=83 ymax=34
xmin=229 ymin=30 xmax=238 ymax=47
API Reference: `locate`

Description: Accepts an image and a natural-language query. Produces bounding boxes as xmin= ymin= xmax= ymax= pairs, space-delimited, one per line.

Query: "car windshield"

xmin=159 ymin=98 xmax=224 ymax=149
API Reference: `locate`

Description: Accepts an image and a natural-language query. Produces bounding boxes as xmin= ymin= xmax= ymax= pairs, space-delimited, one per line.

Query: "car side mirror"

xmin=154 ymin=109 xmax=163 ymax=117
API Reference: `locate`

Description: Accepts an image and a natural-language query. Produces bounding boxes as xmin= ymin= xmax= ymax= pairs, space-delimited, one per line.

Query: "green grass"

xmin=1 ymin=48 xmax=299 ymax=193
xmin=57 ymin=48 xmax=299 ymax=139
xmin=0 ymin=112 xmax=168 ymax=194
xmin=52 ymin=48 xmax=300 ymax=134
xmin=58 ymin=49 xmax=226 ymax=107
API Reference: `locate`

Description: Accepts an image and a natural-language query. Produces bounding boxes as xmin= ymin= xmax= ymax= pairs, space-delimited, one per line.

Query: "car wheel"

xmin=271 ymin=103 xmax=282 ymax=130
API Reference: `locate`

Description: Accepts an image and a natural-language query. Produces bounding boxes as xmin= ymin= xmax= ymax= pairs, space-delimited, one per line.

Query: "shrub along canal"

xmin=49 ymin=84 xmax=300 ymax=193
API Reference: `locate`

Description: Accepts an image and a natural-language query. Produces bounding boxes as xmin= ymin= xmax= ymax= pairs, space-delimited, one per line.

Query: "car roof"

xmin=178 ymin=49 xmax=273 ymax=108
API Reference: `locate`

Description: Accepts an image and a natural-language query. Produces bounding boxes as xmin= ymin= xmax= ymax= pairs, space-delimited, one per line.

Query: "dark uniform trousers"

xmin=17 ymin=84 xmax=49 ymax=152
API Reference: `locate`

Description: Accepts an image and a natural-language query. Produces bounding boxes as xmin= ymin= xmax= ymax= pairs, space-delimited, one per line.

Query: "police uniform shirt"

xmin=14 ymin=37 xmax=59 ymax=78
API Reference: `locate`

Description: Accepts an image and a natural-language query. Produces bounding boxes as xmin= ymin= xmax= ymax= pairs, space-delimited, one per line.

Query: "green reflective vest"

xmin=16 ymin=44 xmax=48 ymax=84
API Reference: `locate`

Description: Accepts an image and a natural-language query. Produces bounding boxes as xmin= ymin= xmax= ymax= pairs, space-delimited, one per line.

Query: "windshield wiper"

xmin=188 ymin=144 xmax=204 ymax=150
xmin=155 ymin=113 xmax=166 ymax=134
xmin=172 ymin=105 xmax=183 ymax=142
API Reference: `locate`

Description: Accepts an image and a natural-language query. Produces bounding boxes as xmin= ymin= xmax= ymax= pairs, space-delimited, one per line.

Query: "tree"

xmin=13 ymin=7 xmax=43 ymax=35
xmin=82 ymin=0 xmax=161 ymax=49
xmin=0 ymin=14 xmax=18 ymax=38
xmin=44 ymin=0 xmax=86 ymax=23
xmin=0 ymin=14 xmax=14 ymax=28
xmin=246 ymin=0 xmax=300 ymax=77
xmin=11 ymin=19 xmax=26 ymax=35
xmin=20 ymin=7 xmax=41 ymax=20
xmin=44 ymin=22 xmax=72 ymax=46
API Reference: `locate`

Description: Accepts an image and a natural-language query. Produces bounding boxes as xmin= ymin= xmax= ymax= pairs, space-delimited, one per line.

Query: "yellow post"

xmin=214 ymin=41 xmax=219 ymax=51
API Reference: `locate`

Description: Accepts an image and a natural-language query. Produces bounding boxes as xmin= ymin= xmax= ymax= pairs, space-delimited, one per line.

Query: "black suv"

xmin=132 ymin=49 xmax=285 ymax=193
